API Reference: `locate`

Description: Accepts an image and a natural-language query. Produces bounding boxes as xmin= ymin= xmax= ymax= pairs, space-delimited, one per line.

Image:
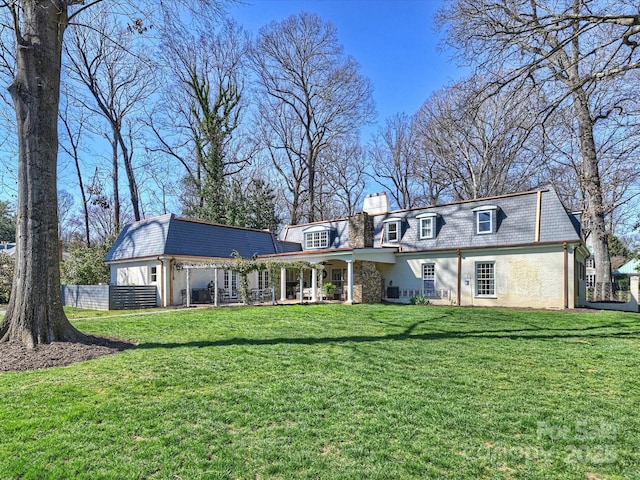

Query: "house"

xmin=269 ymin=188 xmax=588 ymax=309
xmin=0 ymin=242 xmax=15 ymax=257
xmin=105 ymin=214 xmax=300 ymax=306
xmin=614 ymin=258 xmax=640 ymax=278
xmin=105 ymin=188 xmax=589 ymax=309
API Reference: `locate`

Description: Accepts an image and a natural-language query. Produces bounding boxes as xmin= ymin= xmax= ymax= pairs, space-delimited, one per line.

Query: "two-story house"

xmin=105 ymin=188 xmax=588 ymax=309
xmin=270 ymin=188 xmax=588 ymax=309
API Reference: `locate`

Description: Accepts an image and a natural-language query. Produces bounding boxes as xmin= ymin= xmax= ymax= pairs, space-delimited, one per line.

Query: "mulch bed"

xmin=0 ymin=336 xmax=136 ymax=372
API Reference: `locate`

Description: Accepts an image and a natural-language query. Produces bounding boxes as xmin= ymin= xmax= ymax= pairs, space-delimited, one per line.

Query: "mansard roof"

xmin=106 ymin=214 xmax=301 ymax=262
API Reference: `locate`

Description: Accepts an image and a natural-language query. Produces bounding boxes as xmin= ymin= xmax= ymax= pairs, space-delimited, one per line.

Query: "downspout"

xmin=169 ymin=258 xmax=175 ymax=306
xmin=535 ymin=190 xmax=542 ymax=243
xmin=457 ymin=249 xmax=462 ymax=306
xmin=563 ymin=242 xmax=568 ymax=309
xmin=156 ymin=256 xmax=164 ymax=307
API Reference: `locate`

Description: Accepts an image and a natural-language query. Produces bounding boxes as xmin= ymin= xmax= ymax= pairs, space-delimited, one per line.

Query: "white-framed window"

xmin=417 ymin=213 xmax=438 ymax=239
xmin=258 ymin=270 xmax=270 ymax=289
xmin=472 ymin=205 xmax=498 ymax=235
xmin=422 ymin=263 xmax=436 ymax=297
xmin=149 ymin=266 xmax=158 ymax=283
xmin=383 ymin=218 xmax=402 ymax=243
xmin=585 ymin=257 xmax=595 ymax=269
xmin=224 ymin=270 xmax=238 ymax=291
xmin=586 ymin=273 xmax=596 ymax=288
xmin=420 ymin=217 xmax=434 ymax=239
xmin=475 ymin=262 xmax=496 ymax=297
xmin=303 ymin=226 xmax=330 ymax=250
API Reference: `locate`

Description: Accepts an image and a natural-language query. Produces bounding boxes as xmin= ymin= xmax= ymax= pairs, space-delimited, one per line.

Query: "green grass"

xmin=1 ymin=304 xmax=639 ymax=479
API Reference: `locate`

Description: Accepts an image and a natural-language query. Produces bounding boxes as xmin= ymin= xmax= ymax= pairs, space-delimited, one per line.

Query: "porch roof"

xmin=260 ymin=247 xmax=398 ymax=264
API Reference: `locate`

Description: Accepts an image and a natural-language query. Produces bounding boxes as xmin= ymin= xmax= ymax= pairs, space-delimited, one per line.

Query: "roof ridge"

xmin=172 ymin=215 xmax=273 ymax=234
xmin=373 ymin=189 xmax=549 ymax=217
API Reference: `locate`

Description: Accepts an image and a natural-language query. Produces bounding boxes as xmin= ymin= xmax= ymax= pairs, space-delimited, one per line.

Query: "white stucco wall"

xmin=110 ymin=259 xmax=161 ymax=306
xmin=382 ymin=245 xmax=576 ymax=309
xmin=111 ymin=260 xmax=159 ymax=287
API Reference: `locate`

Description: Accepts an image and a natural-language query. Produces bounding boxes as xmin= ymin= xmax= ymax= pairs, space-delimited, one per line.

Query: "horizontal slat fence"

xmin=62 ymin=285 xmax=158 ymax=310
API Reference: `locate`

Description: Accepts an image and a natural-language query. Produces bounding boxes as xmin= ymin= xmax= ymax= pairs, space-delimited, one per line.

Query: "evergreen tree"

xmin=0 ymin=201 xmax=16 ymax=242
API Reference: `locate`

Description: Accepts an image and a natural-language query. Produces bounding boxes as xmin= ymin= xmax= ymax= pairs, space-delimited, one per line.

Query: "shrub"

xmin=410 ymin=295 xmax=430 ymax=305
xmin=0 ymin=252 xmax=14 ymax=303
xmin=322 ymin=282 xmax=337 ymax=296
xmin=61 ymin=242 xmax=111 ymax=285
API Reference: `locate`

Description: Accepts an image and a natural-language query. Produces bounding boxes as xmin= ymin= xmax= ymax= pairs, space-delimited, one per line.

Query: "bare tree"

xmin=369 ymin=113 xmax=424 ymax=210
xmin=59 ymin=90 xmax=94 ymax=247
xmin=439 ymin=0 xmax=640 ymax=298
xmin=0 ymin=0 xmax=83 ymax=346
xmin=252 ymin=12 xmax=375 ymax=224
xmin=543 ymin=97 xmax=640 ymax=234
xmin=148 ymin=17 xmax=251 ymax=222
xmin=322 ymin=136 xmax=368 ymax=218
xmin=64 ymin=8 xmax=155 ymax=228
xmin=0 ymin=0 xmax=227 ymax=348
xmin=414 ymin=77 xmax=546 ymax=201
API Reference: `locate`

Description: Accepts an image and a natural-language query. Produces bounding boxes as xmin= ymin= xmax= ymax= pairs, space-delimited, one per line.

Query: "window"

xmin=149 ymin=266 xmax=157 ymax=283
xmin=422 ymin=264 xmax=436 ymax=297
xmin=417 ymin=213 xmax=438 ymax=239
xmin=475 ymin=262 xmax=496 ymax=297
xmin=472 ymin=205 xmax=498 ymax=235
xmin=258 ymin=271 xmax=270 ymax=289
xmin=420 ymin=217 xmax=434 ymax=239
xmin=586 ymin=273 xmax=596 ymax=288
xmin=383 ymin=219 xmax=402 ymax=243
xmin=303 ymin=227 xmax=330 ymax=249
xmin=224 ymin=270 xmax=238 ymax=291
xmin=585 ymin=257 xmax=595 ymax=269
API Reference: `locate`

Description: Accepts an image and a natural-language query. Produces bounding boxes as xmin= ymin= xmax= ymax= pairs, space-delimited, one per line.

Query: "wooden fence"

xmin=62 ymin=285 xmax=158 ymax=310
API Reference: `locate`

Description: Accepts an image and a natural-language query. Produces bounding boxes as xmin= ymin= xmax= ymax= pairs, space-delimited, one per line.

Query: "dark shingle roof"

xmin=280 ymin=189 xmax=581 ymax=252
xmin=105 ymin=214 xmax=291 ymax=262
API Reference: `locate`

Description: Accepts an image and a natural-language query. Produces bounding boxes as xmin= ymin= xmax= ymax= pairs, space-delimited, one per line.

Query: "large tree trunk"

xmin=118 ymin=131 xmax=141 ymax=221
xmin=572 ymin=88 xmax=613 ymax=300
xmin=0 ymin=0 xmax=83 ymax=348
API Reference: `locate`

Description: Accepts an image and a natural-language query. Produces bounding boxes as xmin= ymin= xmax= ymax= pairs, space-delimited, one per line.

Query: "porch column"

xmin=214 ymin=267 xmax=219 ymax=307
xmin=346 ymin=259 xmax=354 ymax=303
xmin=186 ymin=267 xmax=191 ymax=307
xmin=280 ymin=268 xmax=287 ymax=302
xmin=311 ymin=265 xmax=318 ymax=302
xmin=159 ymin=256 xmax=171 ymax=307
xmin=299 ymin=268 xmax=304 ymax=304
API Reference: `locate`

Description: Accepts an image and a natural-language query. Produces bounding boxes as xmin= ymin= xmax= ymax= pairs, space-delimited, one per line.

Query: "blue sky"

xmin=2 ymin=1 xmax=468 ymax=211
xmin=229 ymin=0 xmax=467 ymax=124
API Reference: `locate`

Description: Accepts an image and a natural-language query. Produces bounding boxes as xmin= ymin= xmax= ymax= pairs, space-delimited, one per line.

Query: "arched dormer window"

xmin=303 ymin=225 xmax=332 ymax=250
xmin=416 ymin=212 xmax=439 ymax=239
xmin=472 ymin=205 xmax=499 ymax=235
xmin=382 ymin=217 xmax=403 ymax=243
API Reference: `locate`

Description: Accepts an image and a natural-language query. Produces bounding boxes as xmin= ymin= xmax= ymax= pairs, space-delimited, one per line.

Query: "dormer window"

xmin=383 ymin=218 xmax=402 ymax=243
xmin=304 ymin=226 xmax=331 ymax=250
xmin=472 ymin=205 xmax=499 ymax=235
xmin=417 ymin=212 xmax=438 ymax=239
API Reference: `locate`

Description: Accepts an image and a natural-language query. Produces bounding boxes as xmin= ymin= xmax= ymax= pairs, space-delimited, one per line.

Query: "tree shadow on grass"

xmin=135 ymin=316 xmax=640 ymax=351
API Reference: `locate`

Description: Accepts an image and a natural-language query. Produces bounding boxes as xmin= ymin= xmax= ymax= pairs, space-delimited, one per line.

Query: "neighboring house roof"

xmin=0 ymin=243 xmax=15 ymax=257
xmin=106 ymin=214 xmax=299 ymax=262
xmin=281 ymin=189 xmax=581 ymax=252
xmin=614 ymin=259 xmax=640 ymax=276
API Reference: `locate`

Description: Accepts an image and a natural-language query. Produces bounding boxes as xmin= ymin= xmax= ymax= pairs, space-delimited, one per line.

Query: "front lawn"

xmin=1 ymin=305 xmax=639 ymax=479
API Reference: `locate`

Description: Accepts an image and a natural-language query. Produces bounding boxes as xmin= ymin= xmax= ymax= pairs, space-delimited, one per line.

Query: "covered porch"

xmin=273 ymin=248 xmax=397 ymax=304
